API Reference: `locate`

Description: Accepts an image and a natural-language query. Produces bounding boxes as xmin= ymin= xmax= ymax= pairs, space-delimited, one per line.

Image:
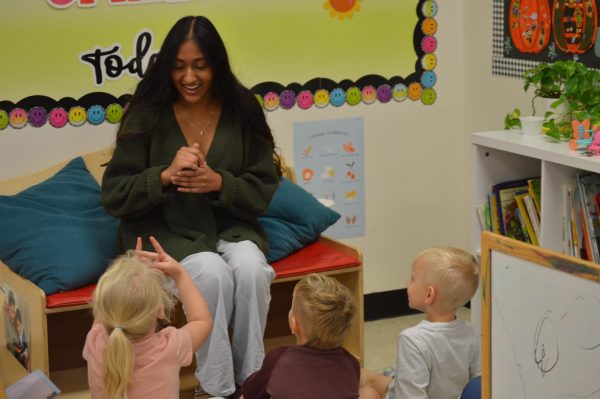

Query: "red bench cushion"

xmin=46 ymin=283 xmax=96 ymax=309
xmin=271 ymin=241 xmax=360 ymax=279
xmin=45 ymin=241 xmax=360 ymax=309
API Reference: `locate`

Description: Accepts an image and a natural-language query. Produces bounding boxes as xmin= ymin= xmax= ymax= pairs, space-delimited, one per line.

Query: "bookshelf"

xmin=472 ymin=130 xmax=600 ymax=254
xmin=470 ymin=130 xmax=600 ymax=333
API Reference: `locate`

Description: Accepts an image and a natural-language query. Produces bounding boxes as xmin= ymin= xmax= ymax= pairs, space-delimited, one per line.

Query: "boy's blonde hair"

xmin=415 ymin=247 xmax=479 ymax=310
xmin=292 ymin=273 xmax=356 ymax=350
xmin=92 ymin=251 xmax=176 ymax=399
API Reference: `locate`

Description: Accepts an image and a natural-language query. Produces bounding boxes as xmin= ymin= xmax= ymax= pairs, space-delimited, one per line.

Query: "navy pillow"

xmin=259 ymin=177 xmax=340 ymax=262
xmin=0 ymin=157 xmax=118 ymax=295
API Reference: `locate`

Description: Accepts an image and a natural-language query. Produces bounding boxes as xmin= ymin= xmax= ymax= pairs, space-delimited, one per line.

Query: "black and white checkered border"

xmin=492 ymin=0 xmax=538 ymax=79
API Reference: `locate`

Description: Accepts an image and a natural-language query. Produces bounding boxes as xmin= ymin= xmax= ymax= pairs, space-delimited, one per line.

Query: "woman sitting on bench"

xmin=101 ymin=15 xmax=280 ymax=398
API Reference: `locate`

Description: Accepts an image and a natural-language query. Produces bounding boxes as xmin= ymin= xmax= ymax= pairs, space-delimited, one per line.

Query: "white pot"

xmin=535 ymin=97 xmax=568 ymax=119
xmin=520 ymin=116 xmax=544 ymax=135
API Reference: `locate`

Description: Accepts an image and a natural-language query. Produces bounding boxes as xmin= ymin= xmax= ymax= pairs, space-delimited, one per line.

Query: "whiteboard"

xmin=480 ymin=232 xmax=600 ymax=399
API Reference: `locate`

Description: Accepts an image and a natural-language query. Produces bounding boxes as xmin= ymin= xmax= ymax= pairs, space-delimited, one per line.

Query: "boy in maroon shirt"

xmin=241 ymin=273 xmax=359 ymax=399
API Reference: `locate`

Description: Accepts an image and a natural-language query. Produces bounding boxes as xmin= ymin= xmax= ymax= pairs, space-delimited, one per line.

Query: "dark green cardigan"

xmin=101 ymin=105 xmax=279 ymax=261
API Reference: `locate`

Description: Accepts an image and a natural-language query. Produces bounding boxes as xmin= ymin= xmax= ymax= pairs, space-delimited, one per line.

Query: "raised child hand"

xmin=136 ymin=237 xmax=213 ymax=352
xmin=135 ymin=236 xmax=184 ymax=279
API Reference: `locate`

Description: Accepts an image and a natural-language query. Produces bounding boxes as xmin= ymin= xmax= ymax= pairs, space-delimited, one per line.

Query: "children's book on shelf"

xmin=528 ymin=177 xmax=542 ymax=215
xmin=523 ymin=194 xmax=542 ymax=244
xmin=563 ymin=184 xmax=574 ymax=257
xmin=514 ymin=207 xmax=532 ymax=244
xmin=595 ymin=191 xmax=600 ymax=218
xmin=489 ymin=192 xmax=500 ymax=234
xmin=571 ymin=187 xmax=583 ymax=259
xmin=576 ymin=172 xmax=600 ymax=263
xmin=503 ymin=200 xmax=529 ymax=242
xmin=563 ymin=183 xmax=581 ymax=258
xmin=492 ymin=177 xmax=537 ymax=237
xmin=476 ymin=201 xmax=492 ymax=232
xmin=515 ymin=190 xmax=538 ymax=246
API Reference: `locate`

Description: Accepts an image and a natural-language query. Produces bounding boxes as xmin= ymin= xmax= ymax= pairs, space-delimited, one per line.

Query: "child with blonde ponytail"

xmin=83 ymin=236 xmax=212 ymax=399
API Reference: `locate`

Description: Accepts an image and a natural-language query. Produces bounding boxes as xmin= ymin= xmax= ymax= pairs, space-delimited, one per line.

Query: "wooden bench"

xmin=0 ymin=149 xmax=363 ymax=396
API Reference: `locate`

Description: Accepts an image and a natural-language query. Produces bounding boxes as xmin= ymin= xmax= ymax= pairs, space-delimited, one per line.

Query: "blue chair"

xmin=460 ymin=375 xmax=481 ymax=399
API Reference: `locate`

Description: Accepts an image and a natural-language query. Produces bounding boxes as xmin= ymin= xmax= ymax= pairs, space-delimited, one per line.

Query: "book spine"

xmin=516 ymin=193 xmax=538 ymax=246
xmin=494 ymin=189 xmax=505 ymax=236
xmin=563 ymin=185 xmax=573 ymax=256
xmin=490 ymin=192 xmax=501 ymax=234
xmin=528 ymin=178 xmax=542 ymax=215
xmin=524 ymin=195 xmax=542 ymax=243
xmin=579 ymin=206 xmax=592 ymax=261
xmin=577 ymin=172 xmax=600 ymax=262
xmin=571 ymin=190 xmax=581 ymax=258
xmin=515 ymin=208 xmax=532 ymax=244
xmin=484 ymin=200 xmax=492 ymax=232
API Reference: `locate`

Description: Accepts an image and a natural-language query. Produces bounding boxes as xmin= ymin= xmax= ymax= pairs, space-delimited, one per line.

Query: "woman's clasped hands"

xmin=160 ymin=143 xmax=222 ymax=193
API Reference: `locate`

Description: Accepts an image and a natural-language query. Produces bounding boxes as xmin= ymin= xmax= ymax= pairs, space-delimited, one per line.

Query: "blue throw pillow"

xmin=0 ymin=157 xmax=118 ymax=295
xmin=259 ymin=177 xmax=340 ymax=262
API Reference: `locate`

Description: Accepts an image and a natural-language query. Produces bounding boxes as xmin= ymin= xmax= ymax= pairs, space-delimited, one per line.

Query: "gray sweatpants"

xmin=180 ymin=240 xmax=275 ymax=397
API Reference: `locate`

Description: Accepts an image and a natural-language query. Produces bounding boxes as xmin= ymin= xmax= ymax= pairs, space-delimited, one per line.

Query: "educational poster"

xmin=0 ymin=0 xmax=439 ymax=130
xmin=293 ymin=117 xmax=365 ymax=239
xmin=493 ymin=0 xmax=600 ymax=78
xmin=2 ymin=283 xmax=31 ymax=371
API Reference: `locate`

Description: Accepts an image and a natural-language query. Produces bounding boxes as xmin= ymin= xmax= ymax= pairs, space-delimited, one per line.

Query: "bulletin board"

xmin=480 ymin=232 xmax=600 ymax=399
xmin=0 ymin=0 xmax=439 ymax=130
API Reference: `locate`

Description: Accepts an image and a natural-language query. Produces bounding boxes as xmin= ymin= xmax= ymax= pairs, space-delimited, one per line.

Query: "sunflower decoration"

xmin=324 ymin=0 xmax=362 ymax=21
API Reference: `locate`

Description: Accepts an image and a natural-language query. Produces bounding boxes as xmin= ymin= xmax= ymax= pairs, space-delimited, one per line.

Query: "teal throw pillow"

xmin=259 ymin=177 xmax=340 ymax=262
xmin=0 ymin=157 xmax=118 ymax=295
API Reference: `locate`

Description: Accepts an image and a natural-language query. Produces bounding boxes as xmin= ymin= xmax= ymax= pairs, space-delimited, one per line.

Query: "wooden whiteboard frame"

xmin=480 ymin=231 xmax=600 ymax=399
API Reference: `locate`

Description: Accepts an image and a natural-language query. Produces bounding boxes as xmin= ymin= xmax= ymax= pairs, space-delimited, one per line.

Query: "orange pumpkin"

xmin=509 ymin=0 xmax=552 ymax=53
xmin=553 ymin=0 xmax=597 ymax=54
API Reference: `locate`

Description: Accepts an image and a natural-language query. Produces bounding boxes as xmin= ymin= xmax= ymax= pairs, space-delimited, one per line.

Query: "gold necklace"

xmin=178 ymin=104 xmax=215 ymax=136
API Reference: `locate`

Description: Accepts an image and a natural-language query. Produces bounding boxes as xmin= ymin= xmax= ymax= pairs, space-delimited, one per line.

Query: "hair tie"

xmin=113 ymin=325 xmax=124 ymax=331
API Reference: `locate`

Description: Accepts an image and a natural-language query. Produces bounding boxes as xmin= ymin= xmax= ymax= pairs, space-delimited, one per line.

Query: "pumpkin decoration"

xmin=509 ymin=0 xmax=552 ymax=53
xmin=553 ymin=0 xmax=597 ymax=54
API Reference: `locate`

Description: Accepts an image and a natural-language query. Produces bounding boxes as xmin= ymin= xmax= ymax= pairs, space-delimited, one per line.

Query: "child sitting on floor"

xmin=360 ymin=247 xmax=481 ymax=399
xmin=83 ymin=236 xmax=212 ymax=399
xmin=241 ymin=273 xmax=360 ymax=399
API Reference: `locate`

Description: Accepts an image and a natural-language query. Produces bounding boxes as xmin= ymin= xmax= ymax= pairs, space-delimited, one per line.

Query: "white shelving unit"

xmin=470 ymin=130 xmax=600 ymax=333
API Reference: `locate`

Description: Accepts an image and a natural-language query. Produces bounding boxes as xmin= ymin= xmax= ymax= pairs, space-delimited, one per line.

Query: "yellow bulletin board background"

xmin=0 ymin=0 xmax=439 ymax=129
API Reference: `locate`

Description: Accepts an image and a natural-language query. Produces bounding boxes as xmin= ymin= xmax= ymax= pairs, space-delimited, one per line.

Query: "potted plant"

xmin=523 ymin=60 xmax=573 ymax=117
xmin=543 ymin=61 xmax=600 ymax=140
xmin=505 ymin=60 xmax=600 ymax=140
xmin=504 ymin=61 xmax=569 ymax=131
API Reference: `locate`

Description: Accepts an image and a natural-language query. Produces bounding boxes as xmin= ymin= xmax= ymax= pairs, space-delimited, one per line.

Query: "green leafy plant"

xmin=504 ymin=108 xmax=521 ymax=130
xmin=523 ymin=62 xmax=565 ymax=99
xmin=523 ymin=60 xmax=576 ymax=116
xmin=542 ymin=118 xmax=572 ymax=141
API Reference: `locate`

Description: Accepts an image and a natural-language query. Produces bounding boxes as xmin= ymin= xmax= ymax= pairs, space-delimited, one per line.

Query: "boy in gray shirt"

xmin=360 ymin=247 xmax=481 ymax=399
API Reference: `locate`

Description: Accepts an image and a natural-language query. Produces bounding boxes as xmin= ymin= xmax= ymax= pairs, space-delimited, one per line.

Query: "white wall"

xmin=0 ymin=124 xmax=117 ymax=180
xmin=270 ymin=3 xmax=467 ymax=293
xmin=464 ymin=2 xmax=531 ymax=136
xmin=0 ymin=2 xmax=490 ymax=295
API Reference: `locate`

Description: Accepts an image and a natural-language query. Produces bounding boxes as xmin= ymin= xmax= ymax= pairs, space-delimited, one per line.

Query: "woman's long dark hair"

xmin=118 ymin=16 xmax=281 ymax=173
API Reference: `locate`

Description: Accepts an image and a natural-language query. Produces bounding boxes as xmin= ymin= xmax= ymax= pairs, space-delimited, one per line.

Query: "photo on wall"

xmin=3 ymin=283 xmax=32 ymax=371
